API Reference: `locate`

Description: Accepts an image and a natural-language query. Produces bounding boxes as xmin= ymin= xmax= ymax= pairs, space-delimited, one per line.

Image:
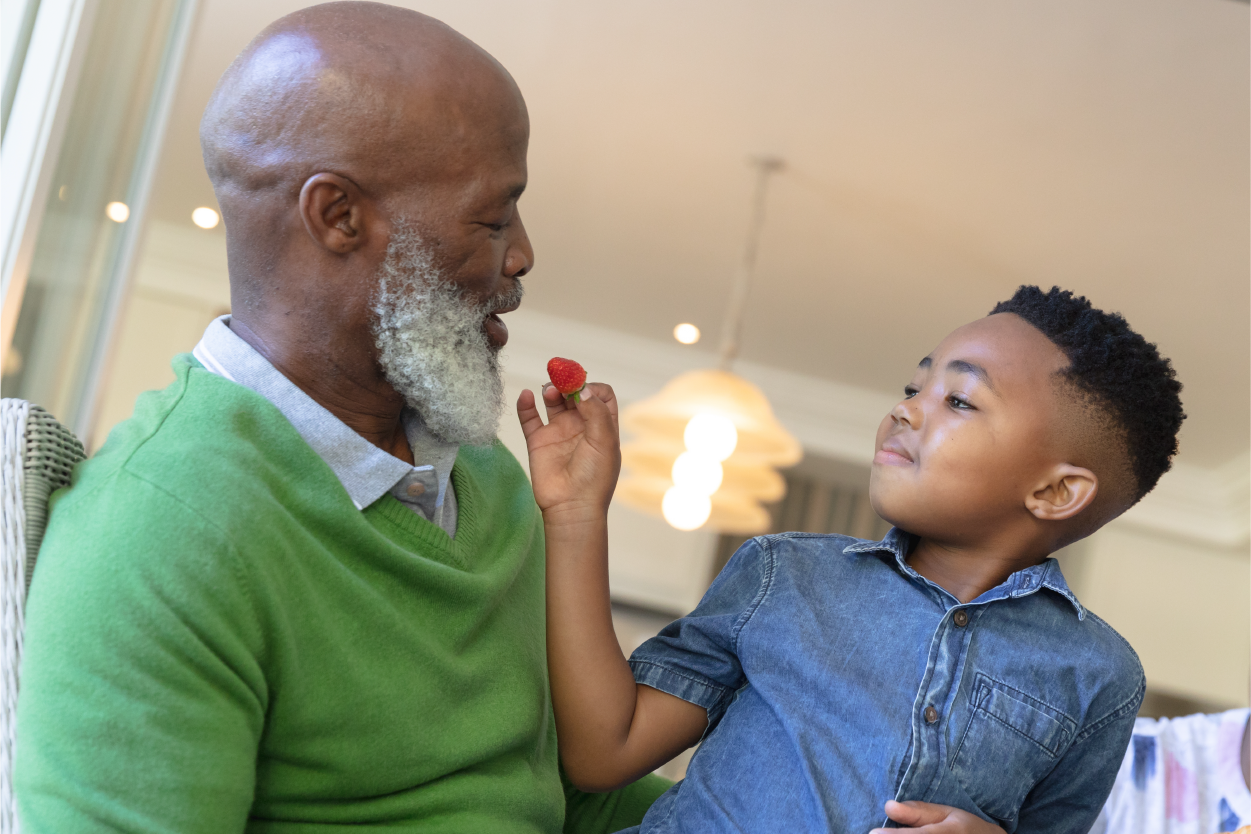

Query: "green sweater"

xmin=16 ymin=355 xmax=667 ymax=833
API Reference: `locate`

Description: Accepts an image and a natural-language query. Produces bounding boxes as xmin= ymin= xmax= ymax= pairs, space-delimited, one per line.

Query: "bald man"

xmin=15 ymin=3 xmax=668 ymax=831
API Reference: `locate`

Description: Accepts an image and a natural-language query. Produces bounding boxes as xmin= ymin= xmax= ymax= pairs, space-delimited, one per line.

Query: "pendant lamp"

xmin=619 ymin=158 xmax=802 ymax=533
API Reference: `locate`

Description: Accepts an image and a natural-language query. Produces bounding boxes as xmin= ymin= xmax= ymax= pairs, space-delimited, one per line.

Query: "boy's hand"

xmin=870 ymin=800 xmax=1007 ymax=834
xmin=517 ymin=382 xmax=621 ymax=519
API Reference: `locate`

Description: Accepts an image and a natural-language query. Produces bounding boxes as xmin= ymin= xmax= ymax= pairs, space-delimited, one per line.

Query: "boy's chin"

xmin=869 ymin=491 xmax=952 ymax=541
xmin=867 ymin=490 xmax=906 ymax=533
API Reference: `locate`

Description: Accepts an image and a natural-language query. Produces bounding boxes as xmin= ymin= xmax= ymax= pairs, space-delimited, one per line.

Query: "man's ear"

xmin=299 ymin=173 xmax=370 ymax=254
xmin=1025 ymin=465 xmax=1098 ymax=522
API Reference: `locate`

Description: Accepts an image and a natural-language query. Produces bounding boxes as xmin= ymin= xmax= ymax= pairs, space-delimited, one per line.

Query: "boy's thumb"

xmin=883 ymin=800 xmax=943 ymax=825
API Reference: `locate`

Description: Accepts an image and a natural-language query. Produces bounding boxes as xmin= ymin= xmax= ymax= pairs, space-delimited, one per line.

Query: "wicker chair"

xmin=1 ymin=399 xmax=86 ymax=832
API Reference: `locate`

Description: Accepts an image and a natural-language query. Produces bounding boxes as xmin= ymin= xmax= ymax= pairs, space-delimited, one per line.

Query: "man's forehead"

xmin=204 ymin=5 xmax=527 ymax=190
xmin=923 ymin=313 xmax=1069 ymax=384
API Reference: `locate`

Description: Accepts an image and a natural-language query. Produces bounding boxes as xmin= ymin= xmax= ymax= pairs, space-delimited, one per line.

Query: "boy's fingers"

xmin=542 ymin=383 xmax=570 ymax=421
xmin=582 ymin=382 xmax=619 ymax=423
xmin=882 ymin=800 xmax=944 ymax=825
xmin=574 ymin=390 xmax=618 ymax=449
xmin=871 ymin=801 xmax=1005 ymax=834
xmin=516 ymin=389 xmax=545 ymax=441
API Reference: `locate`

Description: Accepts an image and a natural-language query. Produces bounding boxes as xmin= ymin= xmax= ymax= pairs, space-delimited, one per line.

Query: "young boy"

xmin=516 ymin=286 xmax=1185 ymax=833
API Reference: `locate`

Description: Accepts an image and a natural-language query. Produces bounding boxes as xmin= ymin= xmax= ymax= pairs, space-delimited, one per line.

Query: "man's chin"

xmin=407 ymin=398 xmax=503 ymax=448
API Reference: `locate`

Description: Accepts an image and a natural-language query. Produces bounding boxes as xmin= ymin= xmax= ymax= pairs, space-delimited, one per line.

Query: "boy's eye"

xmin=903 ymin=386 xmax=919 ymax=399
xmin=948 ymin=394 xmax=973 ymax=410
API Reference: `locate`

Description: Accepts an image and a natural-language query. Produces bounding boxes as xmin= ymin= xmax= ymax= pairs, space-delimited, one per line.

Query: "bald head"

xmin=202 ymin=2 xmax=524 ymax=205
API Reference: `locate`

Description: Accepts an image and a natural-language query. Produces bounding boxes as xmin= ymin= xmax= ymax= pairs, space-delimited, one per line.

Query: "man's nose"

xmin=504 ymin=212 xmax=533 ymax=279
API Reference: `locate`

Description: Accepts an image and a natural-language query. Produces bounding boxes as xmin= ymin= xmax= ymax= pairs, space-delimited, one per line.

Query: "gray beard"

xmin=371 ymin=224 xmax=521 ymax=446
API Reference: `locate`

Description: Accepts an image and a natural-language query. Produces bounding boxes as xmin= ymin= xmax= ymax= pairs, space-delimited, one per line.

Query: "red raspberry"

xmin=547 ymin=357 xmax=587 ymax=401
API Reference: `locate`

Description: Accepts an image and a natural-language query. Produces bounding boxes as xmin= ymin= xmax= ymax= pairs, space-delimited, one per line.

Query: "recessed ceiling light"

xmin=673 ymin=323 xmax=700 ymax=344
xmin=192 ymin=207 xmax=220 ymax=229
xmin=105 ymin=202 xmax=129 ymax=223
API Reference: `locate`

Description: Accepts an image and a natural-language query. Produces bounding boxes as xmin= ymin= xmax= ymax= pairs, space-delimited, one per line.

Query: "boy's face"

xmin=869 ymin=313 xmax=1072 ymax=544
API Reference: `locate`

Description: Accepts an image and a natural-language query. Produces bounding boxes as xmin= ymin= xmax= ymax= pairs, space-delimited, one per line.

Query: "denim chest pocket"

xmin=949 ymin=675 xmax=1078 ymax=823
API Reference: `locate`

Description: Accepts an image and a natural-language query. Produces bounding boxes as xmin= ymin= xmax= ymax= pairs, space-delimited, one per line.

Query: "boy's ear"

xmin=1025 ymin=465 xmax=1098 ymax=522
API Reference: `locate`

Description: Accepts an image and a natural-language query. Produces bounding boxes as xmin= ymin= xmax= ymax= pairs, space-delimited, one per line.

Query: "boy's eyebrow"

xmin=947 ymin=359 xmax=999 ymax=395
xmin=917 ymin=356 xmax=999 ymax=394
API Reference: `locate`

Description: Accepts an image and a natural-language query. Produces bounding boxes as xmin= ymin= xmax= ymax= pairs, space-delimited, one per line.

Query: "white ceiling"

xmin=147 ymin=0 xmax=1250 ymax=467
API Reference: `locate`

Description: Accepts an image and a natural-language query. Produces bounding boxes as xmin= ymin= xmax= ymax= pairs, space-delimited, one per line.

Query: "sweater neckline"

xmin=184 ymin=350 xmax=488 ymax=563
xmin=368 ymin=458 xmax=481 ymax=568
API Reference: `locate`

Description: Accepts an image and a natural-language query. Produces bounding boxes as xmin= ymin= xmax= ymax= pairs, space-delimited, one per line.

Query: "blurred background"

xmin=2 ymin=0 xmax=1247 ymax=767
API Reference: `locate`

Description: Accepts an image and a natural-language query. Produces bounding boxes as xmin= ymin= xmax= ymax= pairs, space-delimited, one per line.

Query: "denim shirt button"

xmin=924 ymin=705 xmax=939 ymax=724
xmin=953 ymin=609 xmax=969 ymax=627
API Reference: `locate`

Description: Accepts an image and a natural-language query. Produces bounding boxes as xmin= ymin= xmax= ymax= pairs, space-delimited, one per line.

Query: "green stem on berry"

xmin=569 ymin=390 xmax=581 ymax=404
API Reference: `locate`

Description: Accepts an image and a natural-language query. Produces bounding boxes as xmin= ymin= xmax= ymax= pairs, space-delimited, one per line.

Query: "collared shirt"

xmin=192 ymin=316 xmax=459 ymax=537
xmin=625 ymin=529 xmax=1145 ymax=834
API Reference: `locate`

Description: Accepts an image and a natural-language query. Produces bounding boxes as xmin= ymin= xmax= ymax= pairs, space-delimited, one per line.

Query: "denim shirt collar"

xmin=843 ymin=528 xmax=1086 ymax=620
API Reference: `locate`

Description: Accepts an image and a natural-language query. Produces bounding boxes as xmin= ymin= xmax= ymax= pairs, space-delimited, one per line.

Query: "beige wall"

xmin=1077 ymin=525 xmax=1249 ymax=708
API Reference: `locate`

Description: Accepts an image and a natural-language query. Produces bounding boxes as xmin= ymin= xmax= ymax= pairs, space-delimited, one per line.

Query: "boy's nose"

xmin=891 ymin=399 xmax=922 ymax=429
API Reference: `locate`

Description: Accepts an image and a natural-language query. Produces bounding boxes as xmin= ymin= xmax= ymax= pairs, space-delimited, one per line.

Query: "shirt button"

xmin=953 ymin=609 xmax=969 ymax=627
xmin=406 ymin=483 xmax=427 ymax=497
xmin=924 ymin=705 xmax=939 ymax=724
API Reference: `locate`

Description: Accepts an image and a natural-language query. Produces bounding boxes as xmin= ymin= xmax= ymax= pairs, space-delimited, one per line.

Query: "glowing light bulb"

xmin=192 ymin=207 xmax=220 ymax=229
xmin=671 ymin=451 xmax=723 ymax=496
xmin=684 ymin=413 xmax=737 ymax=461
xmin=662 ymin=485 xmax=712 ymax=531
xmin=673 ymin=323 xmax=700 ymax=344
xmin=105 ymin=202 xmax=130 ymax=223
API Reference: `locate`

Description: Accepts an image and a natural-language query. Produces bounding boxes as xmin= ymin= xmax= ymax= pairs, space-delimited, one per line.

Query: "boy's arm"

xmin=1011 ymin=679 xmax=1143 ymax=833
xmin=518 ymin=383 xmax=708 ymax=792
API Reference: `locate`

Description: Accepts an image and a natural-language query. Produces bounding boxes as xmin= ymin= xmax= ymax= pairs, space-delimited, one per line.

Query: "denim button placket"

xmin=953 ymin=609 xmax=969 ymax=628
xmin=924 ymin=705 xmax=939 ymax=724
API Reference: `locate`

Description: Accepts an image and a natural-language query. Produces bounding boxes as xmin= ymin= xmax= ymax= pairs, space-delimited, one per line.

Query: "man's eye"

xmin=903 ymin=386 xmax=919 ymax=399
xmin=483 ymin=223 xmax=505 ymax=232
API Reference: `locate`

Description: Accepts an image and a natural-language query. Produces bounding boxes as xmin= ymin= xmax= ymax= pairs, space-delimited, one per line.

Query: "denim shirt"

xmin=626 ymin=530 xmax=1145 ymax=834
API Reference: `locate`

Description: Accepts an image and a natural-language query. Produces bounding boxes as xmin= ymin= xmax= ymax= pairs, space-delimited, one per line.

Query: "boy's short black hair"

xmin=989 ymin=286 xmax=1184 ymax=504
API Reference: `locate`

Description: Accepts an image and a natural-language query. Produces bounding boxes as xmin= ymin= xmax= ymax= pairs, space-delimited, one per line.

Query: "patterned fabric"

xmin=1091 ymin=708 xmax=1251 ymax=834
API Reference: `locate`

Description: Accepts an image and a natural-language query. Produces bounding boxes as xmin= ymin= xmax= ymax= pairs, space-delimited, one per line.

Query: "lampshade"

xmin=617 ymin=157 xmax=800 ymax=534
xmin=621 ymin=440 xmax=787 ymax=502
xmin=621 ymin=369 xmax=802 ymax=465
xmin=617 ymin=474 xmax=773 ymax=534
xmin=618 ymin=368 xmax=801 ymax=534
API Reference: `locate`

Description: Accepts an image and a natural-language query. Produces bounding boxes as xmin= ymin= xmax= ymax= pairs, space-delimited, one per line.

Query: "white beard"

xmin=371 ymin=225 xmax=521 ymax=446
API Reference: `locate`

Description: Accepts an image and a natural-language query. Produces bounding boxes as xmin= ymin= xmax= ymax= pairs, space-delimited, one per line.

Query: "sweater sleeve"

xmin=15 ymin=470 xmax=267 ymax=834
xmin=561 ymin=767 xmax=672 ymax=834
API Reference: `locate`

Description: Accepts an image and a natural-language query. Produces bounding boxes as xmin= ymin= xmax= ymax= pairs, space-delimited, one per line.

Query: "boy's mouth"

xmin=874 ymin=440 xmax=914 ymax=466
